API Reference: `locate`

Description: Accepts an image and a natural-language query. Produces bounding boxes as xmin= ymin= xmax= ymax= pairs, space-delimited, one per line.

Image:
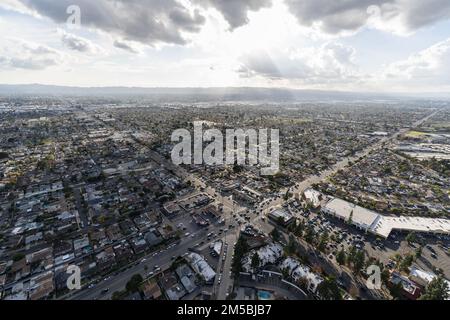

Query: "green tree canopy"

xmin=126 ymin=274 xmax=143 ymax=293
xmin=419 ymin=276 xmax=449 ymax=300
xmin=336 ymin=249 xmax=346 ymax=266
xmin=317 ymin=277 xmax=342 ymax=300
xmin=251 ymin=252 xmax=260 ymax=270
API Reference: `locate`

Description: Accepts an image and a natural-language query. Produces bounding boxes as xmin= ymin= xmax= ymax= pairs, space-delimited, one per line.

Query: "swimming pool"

xmin=257 ymin=290 xmax=272 ymax=300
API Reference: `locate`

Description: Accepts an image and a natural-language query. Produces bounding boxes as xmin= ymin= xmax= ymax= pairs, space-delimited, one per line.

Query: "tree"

xmin=317 ymin=277 xmax=342 ymax=300
xmin=13 ymin=253 xmax=25 ymax=262
xmin=389 ymin=282 xmax=404 ymax=300
xmin=415 ymin=246 xmax=423 ymax=259
xmin=347 ymin=246 xmax=357 ymax=266
xmin=233 ymin=164 xmax=243 ymax=173
xmin=304 ymin=226 xmax=315 ymax=244
xmin=251 ymin=253 xmax=260 ymax=271
xmin=232 ymin=236 xmax=250 ymax=274
xmin=270 ymin=228 xmax=280 ymax=242
xmin=283 ymin=191 xmax=292 ymax=201
xmin=126 ymin=274 xmax=143 ymax=293
xmin=392 ymin=253 xmax=403 ymax=268
xmin=406 ymin=232 xmax=417 ymax=245
xmin=419 ymin=276 xmax=450 ymax=300
xmin=347 ymin=210 xmax=353 ymax=224
xmin=112 ymin=290 xmax=126 ymax=300
xmin=281 ymin=268 xmax=290 ymax=279
xmin=277 ymin=216 xmax=285 ymax=225
xmin=353 ymin=250 xmax=366 ymax=274
xmin=381 ymin=269 xmax=390 ymax=285
xmin=399 ymin=254 xmax=414 ymax=272
xmin=318 ymin=232 xmax=329 ymax=252
xmin=336 ymin=249 xmax=346 ymax=266
xmin=285 ymin=234 xmax=298 ymax=255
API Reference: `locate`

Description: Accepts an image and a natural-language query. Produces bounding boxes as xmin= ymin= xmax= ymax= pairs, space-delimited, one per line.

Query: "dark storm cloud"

xmin=285 ymin=0 xmax=392 ymax=34
xmin=399 ymin=0 xmax=450 ymax=30
xmin=193 ymin=0 xmax=272 ymax=29
xmin=18 ymin=0 xmax=206 ymax=45
xmin=285 ymin=0 xmax=450 ymax=34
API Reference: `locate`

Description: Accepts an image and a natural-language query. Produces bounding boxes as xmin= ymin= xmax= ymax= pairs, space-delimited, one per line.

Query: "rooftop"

xmin=323 ymin=197 xmax=379 ymax=229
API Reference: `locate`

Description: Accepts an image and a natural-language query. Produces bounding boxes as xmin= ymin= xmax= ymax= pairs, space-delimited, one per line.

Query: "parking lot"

xmin=282 ymin=203 xmax=450 ymax=279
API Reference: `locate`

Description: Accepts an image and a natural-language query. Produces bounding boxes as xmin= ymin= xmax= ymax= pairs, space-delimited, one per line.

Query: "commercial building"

xmin=322 ymin=196 xmax=450 ymax=239
xmin=268 ymin=209 xmax=294 ymax=226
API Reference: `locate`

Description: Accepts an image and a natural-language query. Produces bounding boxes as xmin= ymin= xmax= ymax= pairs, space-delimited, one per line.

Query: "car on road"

xmin=101 ymin=288 xmax=109 ymax=294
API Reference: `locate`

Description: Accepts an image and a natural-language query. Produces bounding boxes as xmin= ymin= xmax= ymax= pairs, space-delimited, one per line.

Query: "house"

xmin=175 ymin=264 xmax=197 ymax=293
xmin=130 ymin=236 xmax=147 ymax=254
xmin=144 ymin=229 xmax=163 ymax=247
xmin=29 ymin=271 xmax=54 ymax=300
xmin=160 ymin=271 xmax=186 ymax=300
xmin=185 ymin=252 xmax=216 ymax=283
xmin=280 ymin=257 xmax=323 ymax=293
xmin=113 ymin=241 xmax=133 ymax=263
xmin=73 ymin=235 xmax=91 ymax=256
xmin=142 ymin=279 xmax=162 ymax=300
xmin=242 ymin=242 xmax=283 ymax=273
xmin=95 ymin=246 xmax=116 ymax=271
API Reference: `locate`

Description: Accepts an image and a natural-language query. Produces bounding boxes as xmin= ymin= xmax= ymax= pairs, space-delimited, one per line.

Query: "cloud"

xmin=238 ymin=42 xmax=362 ymax=86
xmin=113 ymin=39 xmax=141 ymax=54
xmin=59 ymin=29 xmax=102 ymax=54
xmin=285 ymin=0 xmax=450 ymax=36
xmin=193 ymin=0 xmax=272 ymax=29
xmin=0 ymin=38 xmax=64 ymax=70
xmin=17 ymin=0 xmax=206 ymax=45
xmin=0 ymin=0 xmax=36 ymax=15
xmin=383 ymin=37 xmax=450 ymax=86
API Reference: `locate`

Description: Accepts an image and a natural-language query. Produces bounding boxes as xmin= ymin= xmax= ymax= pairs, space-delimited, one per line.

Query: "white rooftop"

xmin=186 ymin=252 xmax=216 ymax=282
xmin=303 ymin=188 xmax=321 ymax=207
xmin=409 ymin=266 xmax=450 ymax=300
xmin=372 ymin=216 xmax=450 ymax=238
xmin=323 ymin=197 xmax=379 ymax=229
xmin=242 ymin=242 xmax=283 ymax=272
xmin=323 ymin=195 xmax=450 ymax=239
xmin=280 ymin=257 xmax=323 ymax=293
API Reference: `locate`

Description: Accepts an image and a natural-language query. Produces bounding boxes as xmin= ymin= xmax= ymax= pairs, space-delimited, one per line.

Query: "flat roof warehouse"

xmin=322 ymin=196 xmax=450 ymax=239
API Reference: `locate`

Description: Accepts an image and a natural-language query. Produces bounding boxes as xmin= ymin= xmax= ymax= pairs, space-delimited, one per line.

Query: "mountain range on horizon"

xmin=0 ymin=84 xmax=449 ymax=102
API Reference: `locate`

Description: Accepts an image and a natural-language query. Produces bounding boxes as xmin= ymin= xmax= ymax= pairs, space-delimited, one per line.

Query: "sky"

xmin=1 ymin=0 xmax=450 ymax=93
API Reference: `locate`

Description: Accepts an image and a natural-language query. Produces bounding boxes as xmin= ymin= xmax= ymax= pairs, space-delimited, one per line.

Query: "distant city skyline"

xmin=1 ymin=0 xmax=450 ymax=93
